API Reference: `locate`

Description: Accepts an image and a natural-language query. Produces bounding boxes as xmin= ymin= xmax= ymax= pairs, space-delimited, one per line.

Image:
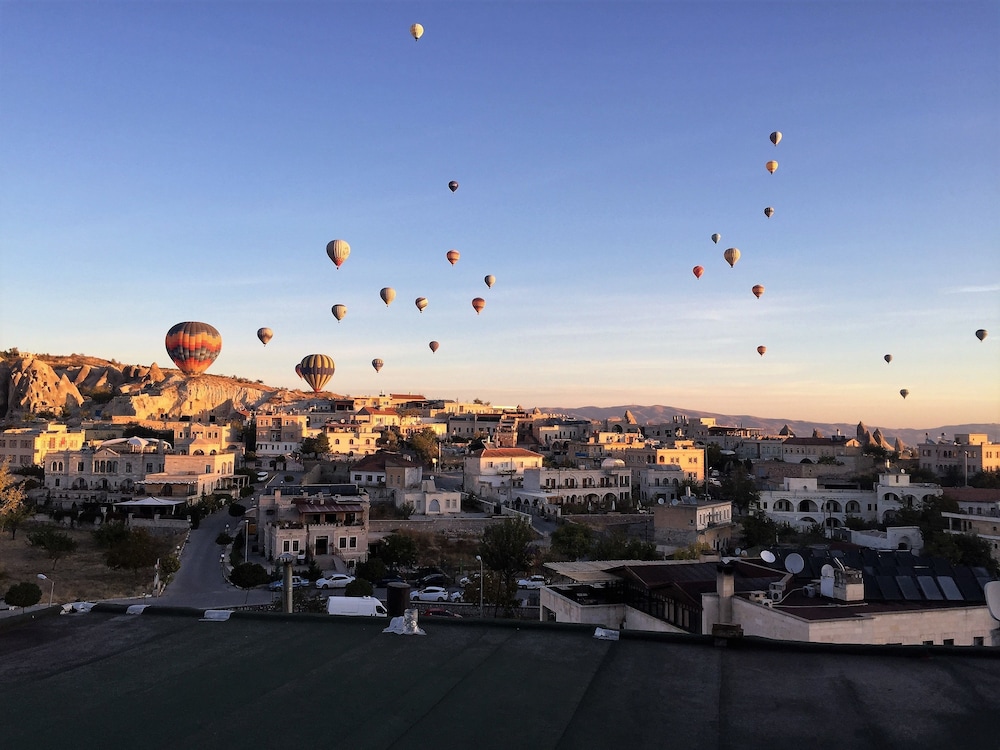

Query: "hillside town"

xmin=2 ymin=350 xmax=1000 ymax=649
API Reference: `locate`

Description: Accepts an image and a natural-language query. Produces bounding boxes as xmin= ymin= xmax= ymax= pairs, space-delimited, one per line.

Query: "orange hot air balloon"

xmin=899 ymin=389 xmax=909 ymax=399
xmin=884 ymin=354 xmax=893 ymax=364
xmin=446 ymin=249 xmax=460 ymax=265
xmin=429 ymin=340 xmax=440 ymax=353
xmin=752 ymin=284 xmax=765 ymax=299
xmin=484 ymin=274 xmax=496 ymax=288
xmin=724 ymin=247 xmax=741 ymax=268
xmin=764 ymin=206 xmax=774 ymax=218
xmin=976 ymin=329 xmax=988 ymax=341
xmin=331 ymin=304 xmax=347 ymax=321
xmin=410 ymin=23 xmax=423 ymax=40
xmin=326 ymin=239 xmax=350 ymax=269
xmin=692 ymin=265 xmax=704 ymax=279
xmin=448 ymin=181 xmax=459 ymax=192
xmin=165 ymin=321 xmax=222 ymax=376
xmin=371 ymin=358 xmax=384 ymax=373
xmin=471 ymin=297 xmax=486 ymax=314
xmin=380 ymin=287 xmax=396 ymax=307
xmin=257 ymin=327 xmax=273 ymax=346
xmin=757 ymin=346 xmax=767 ymax=357
xmin=711 ymin=233 xmax=721 ymax=244
xmin=766 ymin=160 xmax=778 ymax=174
xmin=770 ymin=131 xmax=782 ymax=146
xmin=415 ymin=297 xmax=428 ymax=313
xmin=299 ymin=354 xmax=335 ymax=392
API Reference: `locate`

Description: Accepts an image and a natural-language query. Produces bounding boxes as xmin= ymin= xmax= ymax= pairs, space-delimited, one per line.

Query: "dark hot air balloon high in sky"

xmin=900 ymin=389 xmax=910 ymax=399
xmin=693 ymin=265 xmax=704 ymax=279
xmin=331 ymin=304 xmax=347 ymax=321
xmin=472 ymin=297 xmax=486 ymax=314
xmin=764 ymin=206 xmax=775 ymax=218
xmin=976 ymin=329 xmax=988 ymax=341
xmin=711 ymin=233 xmax=721 ymax=244
xmin=299 ymin=354 xmax=335 ymax=392
xmin=165 ymin=321 xmax=222 ymax=376
xmin=380 ymin=287 xmax=396 ymax=307
xmin=770 ymin=131 xmax=782 ymax=146
xmin=415 ymin=297 xmax=428 ymax=313
xmin=257 ymin=327 xmax=273 ymax=346
xmin=371 ymin=358 xmax=384 ymax=373
xmin=884 ymin=354 xmax=893 ymax=364
xmin=429 ymin=340 xmax=440 ymax=353
xmin=326 ymin=239 xmax=350 ymax=269
xmin=752 ymin=284 xmax=765 ymax=299
xmin=757 ymin=345 xmax=767 ymax=357
xmin=446 ymin=249 xmax=460 ymax=266
xmin=448 ymin=180 xmax=458 ymax=192
xmin=724 ymin=248 xmax=741 ymax=268
xmin=484 ymin=274 xmax=496 ymax=288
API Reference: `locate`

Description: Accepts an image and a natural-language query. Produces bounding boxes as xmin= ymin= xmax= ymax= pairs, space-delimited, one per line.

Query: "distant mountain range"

xmin=540 ymin=404 xmax=999 ymax=449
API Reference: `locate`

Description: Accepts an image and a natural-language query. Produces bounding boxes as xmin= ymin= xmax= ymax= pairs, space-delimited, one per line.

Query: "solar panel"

xmin=875 ymin=575 xmax=903 ymax=601
xmin=916 ymin=576 xmax=944 ymax=601
xmin=930 ymin=557 xmax=954 ymax=576
xmin=953 ymin=567 xmax=984 ymax=601
xmin=936 ymin=576 xmax=964 ymax=602
xmin=896 ymin=576 xmax=923 ymax=601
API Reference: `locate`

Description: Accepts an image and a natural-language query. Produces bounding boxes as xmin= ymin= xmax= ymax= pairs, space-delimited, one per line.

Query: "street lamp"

xmin=475 ymin=555 xmax=484 ymax=615
xmin=36 ymin=573 xmax=54 ymax=606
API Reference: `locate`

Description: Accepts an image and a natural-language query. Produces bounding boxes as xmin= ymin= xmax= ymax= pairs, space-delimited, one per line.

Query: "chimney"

xmin=717 ymin=562 xmax=735 ymax=623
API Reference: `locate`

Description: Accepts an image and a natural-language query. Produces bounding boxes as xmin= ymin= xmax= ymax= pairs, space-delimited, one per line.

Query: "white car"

xmin=410 ymin=586 xmax=450 ymax=602
xmin=517 ymin=575 xmax=547 ymax=589
xmin=316 ymin=574 xmax=355 ymax=589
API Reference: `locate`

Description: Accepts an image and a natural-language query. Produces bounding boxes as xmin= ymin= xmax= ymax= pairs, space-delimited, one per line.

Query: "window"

xmin=974 ymin=637 xmax=984 ymax=646
xmin=292 ymin=540 xmax=300 ymax=552
xmin=943 ymin=639 xmax=954 ymax=646
xmin=339 ymin=537 xmax=347 ymax=549
xmin=349 ymin=537 xmax=357 ymax=548
xmin=283 ymin=540 xmax=290 ymax=552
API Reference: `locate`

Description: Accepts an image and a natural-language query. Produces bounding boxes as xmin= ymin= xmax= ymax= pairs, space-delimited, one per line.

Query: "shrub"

xmin=345 ymin=578 xmax=374 ymax=597
xmin=228 ymin=503 xmax=247 ymax=517
xmin=215 ymin=532 xmax=233 ymax=545
xmin=4 ymin=581 xmax=42 ymax=610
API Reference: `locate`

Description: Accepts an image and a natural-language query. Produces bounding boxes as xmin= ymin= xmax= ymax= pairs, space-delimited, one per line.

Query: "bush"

xmin=228 ymin=503 xmax=247 ymax=517
xmin=215 ymin=532 xmax=233 ymax=545
xmin=4 ymin=581 xmax=42 ymax=610
xmin=345 ymin=578 xmax=374 ymax=597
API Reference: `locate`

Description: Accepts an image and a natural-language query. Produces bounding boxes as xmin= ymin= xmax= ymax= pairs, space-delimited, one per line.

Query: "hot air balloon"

xmin=484 ymin=274 xmax=496 ymax=288
xmin=295 ymin=364 xmax=303 ymax=379
xmin=976 ymin=329 xmax=988 ymax=341
xmin=764 ymin=207 xmax=774 ymax=218
xmin=326 ymin=239 xmax=350 ymax=269
xmin=472 ymin=297 xmax=486 ymax=314
xmin=757 ymin=346 xmax=767 ymax=357
xmin=770 ymin=131 xmax=782 ymax=146
xmin=711 ymin=233 xmax=721 ymax=244
xmin=165 ymin=322 xmax=222 ymax=377
xmin=899 ymin=389 xmax=909 ymax=399
xmin=410 ymin=23 xmax=423 ymax=40
xmin=429 ymin=340 xmax=440 ymax=353
xmin=331 ymin=304 xmax=347 ymax=321
xmin=380 ymin=287 xmax=396 ymax=307
xmin=884 ymin=354 xmax=893 ymax=364
xmin=446 ymin=249 xmax=460 ymax=265
xmin=299 ymin=354 xmax=335 ymax=393
xmin=693 ymin=266 xmax=704 ymax=279
xmin=415 ymin=297 xmax=428 ymax=313
xmin=448 ymin=181 xmax=459 ymax=192
xmin=257 ymin=327 xmax=273 ymax=346
xmin=766 ymin=160 xmax=779 ymax=174
xmin=724 ymin=248 xmax=741 ymax=268
xmin=372 ymin=358 xmax=384 ymax=373
xmin=752 ymin=284 xmax=765 ymax=299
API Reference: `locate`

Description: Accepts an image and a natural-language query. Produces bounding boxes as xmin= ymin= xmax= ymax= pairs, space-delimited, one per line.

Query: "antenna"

xmin=986 ymin=581 xmax=1000 ymax=622
xmin=761 ymin=550 xmax=776 ymax=564
xmin=784 ymin=553 xmax=805 ymax=575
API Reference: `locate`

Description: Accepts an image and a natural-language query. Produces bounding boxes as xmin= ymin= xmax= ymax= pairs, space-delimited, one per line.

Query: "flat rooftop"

xmin=1 ymin=605 xmax=998 ymax=749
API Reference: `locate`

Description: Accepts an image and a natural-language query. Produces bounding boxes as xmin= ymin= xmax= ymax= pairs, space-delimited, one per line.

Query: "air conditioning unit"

xmin=804 ymin=584 xmax=818 ymax=598
xmin=749 ymin=591 xmax=769 ymax=604
xmin=769 ymin=581 xmax=786 ymax=601
xmin=761 ymin=599 xmax=774 ymax=608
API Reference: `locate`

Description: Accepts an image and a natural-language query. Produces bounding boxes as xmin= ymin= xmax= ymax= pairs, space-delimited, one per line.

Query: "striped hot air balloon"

xmin=165 ymin=322 xmax=222 ymax=376
xmin=299 ymin=354 xmax=335 ymax=392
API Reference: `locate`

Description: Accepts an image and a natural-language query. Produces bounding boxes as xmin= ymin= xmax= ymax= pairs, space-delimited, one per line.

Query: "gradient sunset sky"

xmin=1 ymin=1 xmax=997 ymax=428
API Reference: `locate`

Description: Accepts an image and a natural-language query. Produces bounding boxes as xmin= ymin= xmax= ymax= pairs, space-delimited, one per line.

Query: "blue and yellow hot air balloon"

xmin=299 ymin=354 xmax=335 ymax=392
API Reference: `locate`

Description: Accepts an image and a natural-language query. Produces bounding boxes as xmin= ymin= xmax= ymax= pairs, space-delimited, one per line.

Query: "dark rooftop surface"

xmin=2 ymin=606 xmax=999 ymax=749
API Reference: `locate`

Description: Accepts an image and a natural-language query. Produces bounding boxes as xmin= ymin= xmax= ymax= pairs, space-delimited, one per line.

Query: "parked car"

xmin=410 ymin=586 xmax=450 ymax=602
xmin=517 ymin=575 xmax=547 ymax=589
xmin=423 ymin=608 xmax=462 ymax=618
xmin=458 ymin=573 xmax=480 ymax=586
xmin=418 ymin=573 xmax=450 ymax=588
xmin=269 ymin=576 xmax=308 ymax=591
xmin=448 ymin=590 xmax=463 ymax=603
xmin=377 ymin=574 xmax=405 ymax=587
xmin=316 ymin=574 xmax=356 ymax=589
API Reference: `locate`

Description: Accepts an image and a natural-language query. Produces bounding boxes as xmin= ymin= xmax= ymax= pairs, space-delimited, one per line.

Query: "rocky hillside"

xmin=0 ymin=351 xmax=316 ymax=423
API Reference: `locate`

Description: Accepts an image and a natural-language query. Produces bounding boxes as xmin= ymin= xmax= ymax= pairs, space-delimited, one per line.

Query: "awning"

xmin=114 ymin=497 xmax=186 ymax=507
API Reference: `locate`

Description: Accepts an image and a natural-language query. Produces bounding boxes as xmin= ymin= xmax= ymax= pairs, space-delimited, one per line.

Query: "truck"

xmin=326 ymin=596 xmax=388 ymax=618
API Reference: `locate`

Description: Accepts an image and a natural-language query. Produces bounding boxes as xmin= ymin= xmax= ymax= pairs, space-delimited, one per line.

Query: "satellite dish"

xmin=670 ymin=499 xmax=679 ymax=506
xmin=760 ymin=550 xmax=776 ymax=564
xmin=734 ymin=547 xmax=743 ymax=556
xmin=657 ymin=498 xmax=665 ymax=505
xmin=986 ymin=581 xmax=1000 ymax=622
xmin=821 ymin=564 xmax=835 ymax=578
xmin=784 ymin=553 xmax=805 ymax=575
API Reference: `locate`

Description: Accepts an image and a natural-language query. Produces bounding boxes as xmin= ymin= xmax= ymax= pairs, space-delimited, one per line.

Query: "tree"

xmin=0 ymin=460 xmax=28 ymax=540
xmin=970 ymin=471 xmax=1000 ymax=489
xmin=592 ymin=530 xmax=659 ymax=561
xmin=230 ymin=562 xmax=269 ymax=602
xmin=380 ymin=533 xmax=419 ymax=569
xmin=721 ymin=469 xmax=759 ymax=514
xmin=739 ymin=513 xmax=781 ymax=549
xmin=26 ymin=529 xmax=78 ymax=569
xmin=480 ymin=518 xmax=534 ymax=615
xmin=550 ymin=522 xmax=594 ymax=561
xmin=104 ymin=528 xmax=160 ymax=576
xmin=228 ymin=503 xmax=247 ymax=517
xmin=4 ymin=581 xmax=41 ymax=611
xmin=345 ymin=578 xmax=374 ymax=597
xmin=314 ymin=433 xmax=331 ymax=455
xmin=408 ymin=428 xmax=440 ymax=466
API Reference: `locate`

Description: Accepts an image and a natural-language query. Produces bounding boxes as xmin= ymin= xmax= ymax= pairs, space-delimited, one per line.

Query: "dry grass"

xmin=0 ymin=522 xmax=185 ymax=603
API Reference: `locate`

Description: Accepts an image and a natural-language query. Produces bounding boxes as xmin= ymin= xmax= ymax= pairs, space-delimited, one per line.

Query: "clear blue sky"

xmin=2 ymin=1 xmax=998 ymax=429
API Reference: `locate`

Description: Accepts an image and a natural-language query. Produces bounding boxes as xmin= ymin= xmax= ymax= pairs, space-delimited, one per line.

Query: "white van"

xmin=326 ymin=596 xmax=388 ymax=618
